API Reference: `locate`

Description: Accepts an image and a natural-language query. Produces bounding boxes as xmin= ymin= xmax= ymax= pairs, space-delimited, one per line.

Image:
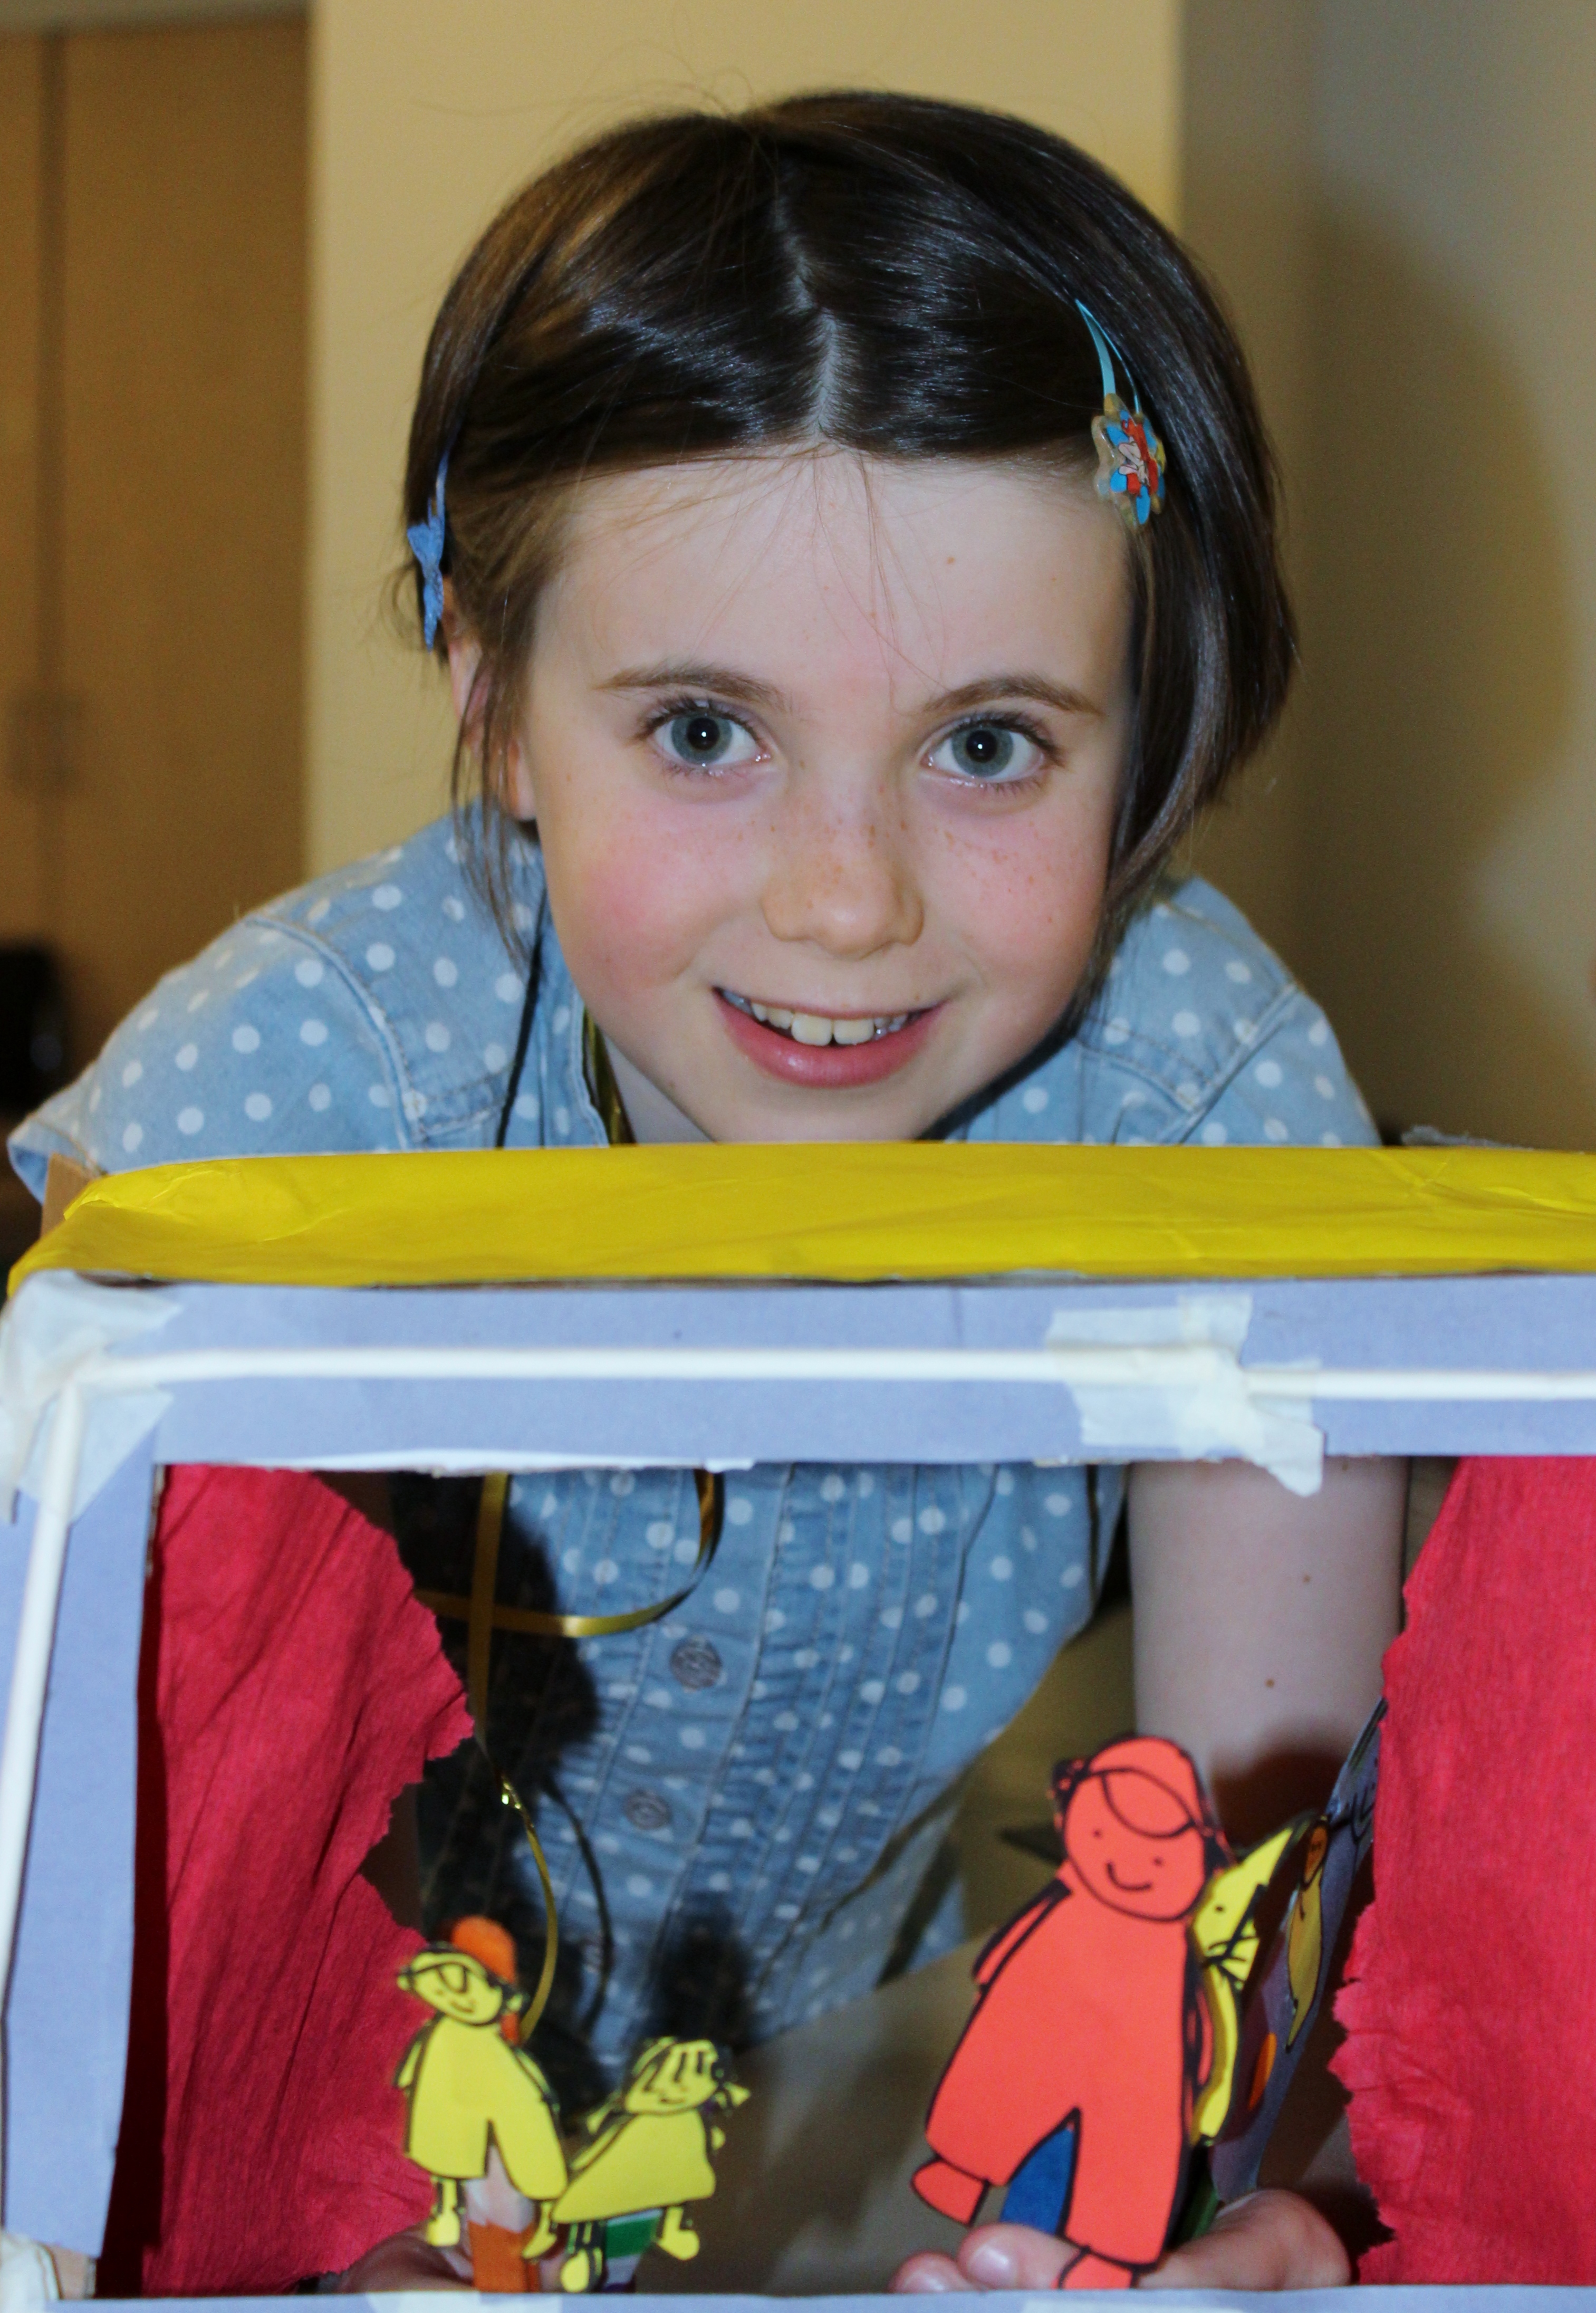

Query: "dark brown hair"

xmin=404 ymin=90 xmax=1293 ymax=949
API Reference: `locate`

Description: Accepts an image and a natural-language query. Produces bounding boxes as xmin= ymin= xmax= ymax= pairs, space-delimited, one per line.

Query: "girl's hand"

xmin=889 ymin=2191 xmax=1351 ymax=2293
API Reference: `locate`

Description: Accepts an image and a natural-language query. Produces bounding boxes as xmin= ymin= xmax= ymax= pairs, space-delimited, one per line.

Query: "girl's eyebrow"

xmin=931 ymin=674 xmax=1101 ymax=718
xmin=600 ymin=663 xmax=1101 ymax=719
xmin=601 ymin=661 xmax=790 ymax=714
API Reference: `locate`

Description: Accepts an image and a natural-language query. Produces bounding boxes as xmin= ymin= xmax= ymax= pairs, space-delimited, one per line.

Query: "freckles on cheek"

xmin=948 ymin=817 xmax=1110 ymax=1001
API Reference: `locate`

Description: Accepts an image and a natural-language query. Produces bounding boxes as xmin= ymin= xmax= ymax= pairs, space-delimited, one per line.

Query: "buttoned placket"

xmin=426 ymin=917 xmax=1107 ymax=2069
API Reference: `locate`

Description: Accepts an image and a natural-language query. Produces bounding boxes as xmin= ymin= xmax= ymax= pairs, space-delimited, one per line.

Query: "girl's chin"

xmin=714 ymin=990 xmax=941 ymax=1090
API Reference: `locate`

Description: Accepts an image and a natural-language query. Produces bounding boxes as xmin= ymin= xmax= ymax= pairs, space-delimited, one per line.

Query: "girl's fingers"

xmin=891 ymin=2227 xmax=1078 ymax=2293
xmin=891 ymin=2251 xmax=973 ymax=2292
xmin=1139 ymin=2190 xmax=1351 ymax=2292
xmin=895 ymin=2194 xmax=1350 ymax=2297
xmin=960 ymin=2223 xmax=1080 ymax=2289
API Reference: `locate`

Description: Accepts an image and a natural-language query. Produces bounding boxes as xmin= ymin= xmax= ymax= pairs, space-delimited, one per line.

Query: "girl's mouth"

xmin=715 ymin=987 xmax=938 ymax=1088
xmin=720 ymin=990 xmax=919 ymax=1045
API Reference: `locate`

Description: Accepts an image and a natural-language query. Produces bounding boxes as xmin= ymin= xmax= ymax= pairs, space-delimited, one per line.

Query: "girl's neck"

xmin=597 ymin=1029 xmax=709 ymax=1146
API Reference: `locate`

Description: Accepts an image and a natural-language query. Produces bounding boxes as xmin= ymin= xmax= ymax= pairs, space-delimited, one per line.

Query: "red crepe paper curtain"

xmin=99 ymin=1465 xmax=473 ymax=2295
xmin=1335 ymin=1456 xmax=1596 ymax=2283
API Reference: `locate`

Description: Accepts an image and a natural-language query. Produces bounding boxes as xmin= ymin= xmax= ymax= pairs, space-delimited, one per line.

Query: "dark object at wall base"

xmin=0 ymin=943 xmax=69 ymax=1117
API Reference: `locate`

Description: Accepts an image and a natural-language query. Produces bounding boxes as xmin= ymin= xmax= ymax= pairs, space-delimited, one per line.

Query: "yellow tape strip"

xmin=18 ymin=1143 xmax=1596 ymax=1294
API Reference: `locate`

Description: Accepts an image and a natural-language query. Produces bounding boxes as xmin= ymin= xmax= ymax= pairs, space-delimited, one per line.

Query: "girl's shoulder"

xmin=965 ymin=878 xmax=1378 ymax=1150
xmin=8 ymin=817 xmax=546 ymax=1195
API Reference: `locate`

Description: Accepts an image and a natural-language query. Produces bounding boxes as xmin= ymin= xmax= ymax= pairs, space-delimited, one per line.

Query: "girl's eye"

xmin=928 ymin=720 xmax=1049 ymax=784
xmin=654 ymin=709 xmax=761 ymax=771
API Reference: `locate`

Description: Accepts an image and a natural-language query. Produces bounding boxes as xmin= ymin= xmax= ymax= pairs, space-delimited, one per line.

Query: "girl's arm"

xmin=1132 ymin=1453 xmax=1402 ymax=2266
xmin=1128 ymin=1455 xmax=1405 ymax=1843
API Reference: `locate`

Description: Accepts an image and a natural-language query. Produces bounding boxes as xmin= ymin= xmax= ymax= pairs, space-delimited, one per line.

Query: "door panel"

xmin=55 ymin=16 xmax=306 ymax=1061
xmin=0 ymin=34 xmax=46 ymax=942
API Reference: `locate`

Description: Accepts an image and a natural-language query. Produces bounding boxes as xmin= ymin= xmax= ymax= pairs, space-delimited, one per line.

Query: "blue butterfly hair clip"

xmin=407 ymin=447 xmax=450 ymax=647
xmin=1074 ymin=302 xmax=1166 ymax=529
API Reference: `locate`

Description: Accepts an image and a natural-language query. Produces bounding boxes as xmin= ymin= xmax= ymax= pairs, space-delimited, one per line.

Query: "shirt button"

xmin=669 ymin=1636 xmax=723 ymax=1691
xmin=623 ymin=1789 xmax=671 ymax=1831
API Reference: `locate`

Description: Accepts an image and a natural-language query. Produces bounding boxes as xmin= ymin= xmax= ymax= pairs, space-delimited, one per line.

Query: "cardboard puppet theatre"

xmin=15 ymin=1144 xmax=1596 ymax=2299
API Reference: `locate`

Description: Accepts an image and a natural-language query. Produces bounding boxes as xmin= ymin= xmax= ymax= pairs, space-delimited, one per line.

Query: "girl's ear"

xmin=499 ymin=729 xmax=536 ymax=819
xmin=444 ymin=591 xmax=483 ymax=731
xmin=445 ymin=598 xmax=537 ymax=819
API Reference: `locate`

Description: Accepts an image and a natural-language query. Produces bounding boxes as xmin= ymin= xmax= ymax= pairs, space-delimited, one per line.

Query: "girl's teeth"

xmin=729 ymin=992 xmax=915 ymax=1044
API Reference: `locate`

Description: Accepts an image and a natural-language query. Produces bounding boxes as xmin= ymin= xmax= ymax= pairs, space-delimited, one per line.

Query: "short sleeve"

xmin=7 ymin=917 xmax=408 ymax=1201
xmin=1190 ymin=992 xmax=1378 ymax=1149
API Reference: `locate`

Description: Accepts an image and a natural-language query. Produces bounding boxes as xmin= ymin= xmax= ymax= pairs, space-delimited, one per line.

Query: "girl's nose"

xmin=759 ymin=784 xmax=924 ymax=958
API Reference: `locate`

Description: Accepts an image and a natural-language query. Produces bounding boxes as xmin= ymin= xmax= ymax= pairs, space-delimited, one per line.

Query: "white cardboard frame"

xmin=8 ymin=1263 xmax=1596 ymax=2289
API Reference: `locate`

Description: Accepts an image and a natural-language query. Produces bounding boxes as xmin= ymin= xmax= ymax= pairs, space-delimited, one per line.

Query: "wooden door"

xmin=0 ymin=35 xmax=46 ymax=947
xmin=0 ymin=14 xmax=306 ymax=1069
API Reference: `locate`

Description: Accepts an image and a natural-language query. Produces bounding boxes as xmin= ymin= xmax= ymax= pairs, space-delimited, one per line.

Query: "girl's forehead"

xmin=543 ymin=448 xmax=1127 ymax=687
xmin=562 ymin=447 xmax=1100 ymax=566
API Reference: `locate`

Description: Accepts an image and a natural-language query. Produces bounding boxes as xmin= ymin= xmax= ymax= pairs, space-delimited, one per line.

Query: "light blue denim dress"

xmin=9 ymin=815 xmax=1376 ymax=2092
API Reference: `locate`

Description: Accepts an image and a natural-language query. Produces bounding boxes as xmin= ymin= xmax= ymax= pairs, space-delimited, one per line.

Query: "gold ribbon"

xmin=412 ymin=1026 xmax=729 ymax=2039
xmin=417 ymin=1466 xmax=725 ymax=2039
xmin=416 ymin=1470 xmax=725 ymax=1652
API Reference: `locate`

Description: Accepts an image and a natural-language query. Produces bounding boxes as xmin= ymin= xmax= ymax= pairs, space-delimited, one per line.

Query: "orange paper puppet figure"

xmin=913 ymin=1736 xmax=1231 ymax=2289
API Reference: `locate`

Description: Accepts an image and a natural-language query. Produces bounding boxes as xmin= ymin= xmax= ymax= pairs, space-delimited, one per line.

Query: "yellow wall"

xmin=304 ymin=0 xmax=1183 ymax=873
xmin=1187 ymin=0 xmax=1596 ymax=1151
xmin=312 ymin=1 xmax=1596 ymax=1151
xmin=1299 ymin=0 xmax=1596 ymax=1148
xmin=1180 ymin=0 xmax=1315 ymax=971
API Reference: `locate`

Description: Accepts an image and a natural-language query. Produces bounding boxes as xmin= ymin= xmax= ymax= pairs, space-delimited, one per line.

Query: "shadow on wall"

xmin=1299 ymin=198 xmax=1588 ymax=1149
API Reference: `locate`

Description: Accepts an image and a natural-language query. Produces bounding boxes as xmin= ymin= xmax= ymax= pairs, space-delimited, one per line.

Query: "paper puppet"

xmin=1286 ymin=1822 xmax=1330 ymax=2046
xmin=553 ymin=2036 xmax=750 ymax=2292
xmin=395 ymin=1917 xmax=568 ymax=2282
xmin=1187 ymin=1813 xmax=1299 ymax=2143
xmin=1210 ymin=1700 xmax=1383 ymax=2202
xmin=913 ymin=1735 xmax=1294 ymax=2288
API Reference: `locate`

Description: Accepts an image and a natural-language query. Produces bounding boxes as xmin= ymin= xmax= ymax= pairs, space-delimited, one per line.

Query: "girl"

xmin=10 ymin=92 xmax=1400 ymax=2287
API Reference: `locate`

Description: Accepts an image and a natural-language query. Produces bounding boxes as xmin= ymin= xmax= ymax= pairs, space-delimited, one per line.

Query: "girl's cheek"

xmin=939 ymin=801 xmax=1113 ymax=1001
xmin=553 ymin=786 xmax=759 ymax=994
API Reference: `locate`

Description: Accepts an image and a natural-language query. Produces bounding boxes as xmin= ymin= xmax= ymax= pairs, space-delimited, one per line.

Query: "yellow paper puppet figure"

xmin=914 ymin=1737 xmax=1294 ymax=2288
xmin=553 ymin=2037 xmax=750 ymax=2292
xmin=395 ymin=1917 xmax=568 ymax=2285
xmin=1188 ymin=1816 xmax=1299 ymax=2142
xmin=1285 ymin=1821 xmax=1330 ymax=2047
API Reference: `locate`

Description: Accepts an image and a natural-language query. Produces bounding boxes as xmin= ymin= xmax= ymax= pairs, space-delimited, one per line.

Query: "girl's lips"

xmin=714 ymin=990 xmax=939 ymax=1088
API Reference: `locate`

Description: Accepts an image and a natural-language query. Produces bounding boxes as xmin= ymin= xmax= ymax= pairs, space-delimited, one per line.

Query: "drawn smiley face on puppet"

xmin=399 ymin=1947 xmax=508 ymax=2027
xmin=1062 ymin=1763 xmax=1210 ymax=1921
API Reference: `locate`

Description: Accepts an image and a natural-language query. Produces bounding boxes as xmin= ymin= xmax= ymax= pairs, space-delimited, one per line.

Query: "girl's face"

xmin=465 ymin=449 xmax=1132 ymax=1144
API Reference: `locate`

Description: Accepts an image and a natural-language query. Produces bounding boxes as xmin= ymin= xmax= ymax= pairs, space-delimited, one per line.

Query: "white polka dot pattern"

xmin=5 ymin=821 xmax=1374 ymax=2065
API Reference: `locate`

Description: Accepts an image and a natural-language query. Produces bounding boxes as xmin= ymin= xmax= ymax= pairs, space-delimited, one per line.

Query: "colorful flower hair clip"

xmin=407 ymin=446 xmax=450 ymax=647
xmin=1074 ymin=301 xmax=1166 ymax=529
